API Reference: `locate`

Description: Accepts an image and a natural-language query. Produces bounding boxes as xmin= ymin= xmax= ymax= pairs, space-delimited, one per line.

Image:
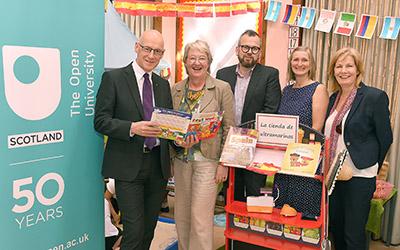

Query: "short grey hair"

xmin=183 ymin=40 xmax=213 ymax=70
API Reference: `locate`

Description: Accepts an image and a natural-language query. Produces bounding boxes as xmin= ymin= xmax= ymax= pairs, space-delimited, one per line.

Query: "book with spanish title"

xmin=279 ymin=142 xmax=322 ymax=177
xmin=150 ymin=107 xmax=223 ymax=142
xmin=219 ymin=127 xmax=258 ymax=168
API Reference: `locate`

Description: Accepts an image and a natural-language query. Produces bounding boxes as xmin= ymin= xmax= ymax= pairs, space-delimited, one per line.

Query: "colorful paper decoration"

xmin=246 ymin=1 xmax=261 ymax=13
xmin=135 ymin=2 xmax=157 ymax=16
xmin=264 ymin=0 xmax=282 ymax=22
xmin=114 ymin=1 xmax=138 ymax=16
xmin=355 ymin=14 xmax=378 ymax=39
xmin=379 ymin=16 xmax=400 ymax=40
xmin=282 ymin=4 xmax=300 ymax=25
xmin=297 ymin=7 xmax=316 ymax=29
xmin=231 ymin=2 xmax=248 ymax=16
xmin=177 ymin=3 xmax=196 ymax=17
xmin=215 ymin=2 xmax=231 ymax=17
xmin=195 ymin=3 xmax=213 ymax=17
xmin=315 ymin=9 xmax=336 ymax=33
xmin=334 ymin=12 xmax=356 ymax=36
xmin=157 ymin=3 xmax=177 ymax=17
xmin=113 ymin=0 xmax=400 ymax=41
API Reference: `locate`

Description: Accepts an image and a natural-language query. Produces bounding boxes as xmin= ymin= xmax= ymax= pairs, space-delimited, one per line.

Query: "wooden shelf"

xmin=225 ymin=201 xmax=322 ymax=229
xmin=225 ymin=228 xmax=320 ymax=250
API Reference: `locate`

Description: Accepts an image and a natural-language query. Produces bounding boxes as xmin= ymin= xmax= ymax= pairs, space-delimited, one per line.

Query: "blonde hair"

xmin=328 ymin=47 xmax=364 ymax=93
xmin=287 ymin=46 xmax=316 ymax=82
xmin=183 ymin=40 xmax=213 ymax=72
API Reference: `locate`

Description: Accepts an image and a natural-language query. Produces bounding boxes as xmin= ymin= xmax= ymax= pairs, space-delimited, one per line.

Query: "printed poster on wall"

xmin=0 ymin=1 xmax=104 ymax=249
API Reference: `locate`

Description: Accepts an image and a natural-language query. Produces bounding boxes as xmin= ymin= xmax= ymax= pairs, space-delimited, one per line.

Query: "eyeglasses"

xmin=239 ymin=45 xmax=261 ymax=54
xmin=187 ymin=56 xmax=208 ymax=64
xmin=335 ymin=120 xmax=342 ymax=135
xmin=138 ymin=43 xmax=165 ymax=57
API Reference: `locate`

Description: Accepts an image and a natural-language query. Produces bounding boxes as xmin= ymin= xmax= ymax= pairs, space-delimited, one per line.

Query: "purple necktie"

xmin=143 ymin=73 xmax=156 ymax=149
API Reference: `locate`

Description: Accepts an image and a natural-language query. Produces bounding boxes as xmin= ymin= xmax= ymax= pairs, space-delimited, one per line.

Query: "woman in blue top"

xmin=273 ymin=46 xmax=328 ymax=216
xmin=278 ymin=46 xmax=328 ymax=130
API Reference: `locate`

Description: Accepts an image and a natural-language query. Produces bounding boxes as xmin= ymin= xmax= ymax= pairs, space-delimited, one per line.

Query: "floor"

xmin=160 ymin=194 xmax=400 ymax=250
xmin=370 ymin=241 xmax=400 ymax=250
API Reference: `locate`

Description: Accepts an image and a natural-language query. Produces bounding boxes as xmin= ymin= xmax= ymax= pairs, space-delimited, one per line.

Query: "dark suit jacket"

xmin=216 ymin=63 xmax=281 ymax=125
xmin=326 ymin=83 xmax=393 ymax=169
xmin=94 ymin=63 xmax=173 ymax=181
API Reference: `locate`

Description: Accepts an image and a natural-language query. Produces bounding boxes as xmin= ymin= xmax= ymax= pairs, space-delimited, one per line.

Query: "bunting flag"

xmin=215 ymin=2 xmax=231 ymax=17
xmin=231 ymin=2 xmax=247 ymax=15
xmin=315 ymin=9 xmax=336 ymax=33
xmin=113 ymin=0 xmax=260 ymax=18
xmin=355 ymin=14 xmax=378 ymax=39
xmin=114 ymin=1 xmax=138 ymax=16
xmin=114 ymin=1 xmax=159 ymax=16
xmin=135 ymin=1 xmax=158 ymax=16
xmin=195 ymin=3 xmax=213 ymax=17
xmin=380 ymin=16 xmax=400 ymax=40
xmin=177 ymin=3 xmax=196 ymax=17
xmin=334 ymin=12 xmax=356 ymax=36
xmin=246 ymin=1 xmax=261 ymax=13
xmin=297 ymin=7 xmax=316 ymax=29
xmin=264 ymin=0 xmax=282 ymax=22
xmin=157 ymin=3 xmax=177 ymax=17
xmin=112 ymin=0 xmax=400 ymax=42
xmin=282 ymin=4 xmax=300 ymax=25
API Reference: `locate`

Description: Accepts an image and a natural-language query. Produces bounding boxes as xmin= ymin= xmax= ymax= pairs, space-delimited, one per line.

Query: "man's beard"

xmin=238 ymin=55 xmax=257 ymax=68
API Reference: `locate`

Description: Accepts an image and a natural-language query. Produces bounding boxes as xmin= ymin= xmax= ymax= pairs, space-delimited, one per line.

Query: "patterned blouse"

xmin=175 ymin=84 xmax=210 ymax=161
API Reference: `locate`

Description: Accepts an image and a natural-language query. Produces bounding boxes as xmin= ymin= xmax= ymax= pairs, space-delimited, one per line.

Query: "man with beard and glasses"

xmin=216 ymin=29 xmax=281 ymax=202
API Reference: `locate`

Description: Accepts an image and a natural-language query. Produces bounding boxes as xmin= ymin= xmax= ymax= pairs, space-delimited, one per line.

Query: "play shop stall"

xmin=220 ymin=114 xmax=337 ymax=250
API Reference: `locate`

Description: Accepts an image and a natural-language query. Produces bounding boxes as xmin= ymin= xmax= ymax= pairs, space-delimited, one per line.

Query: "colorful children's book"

xmin=186 ymin=111 xmax=224 ymax=140
xmin=151 ymin=107 xmax=223 ymax=142
xmin=280 ymin=143 xmax=321 ymax=177
xmin=247 ymin=162 xmax=281 ymax=175
xmin=219 ymin=127 xmax=258 ymax=168
xmin=245 ymin=147 xmax=285 ymax=175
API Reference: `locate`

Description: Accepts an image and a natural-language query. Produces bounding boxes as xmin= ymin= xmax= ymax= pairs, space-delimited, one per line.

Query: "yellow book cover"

xmin=280 ymin=143 xmax=321 ymax=177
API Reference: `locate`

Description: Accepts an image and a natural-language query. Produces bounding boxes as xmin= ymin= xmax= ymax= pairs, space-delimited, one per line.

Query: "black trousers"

xmin=234 ymin=168 xmax=266 ymax=202
xmin=115 ymin=147 xmax=167 ymax=250
xmin=329 ymin=176 xmax=376 ymax=250
xmin=105 ymin=235 xmax=119 ymax=250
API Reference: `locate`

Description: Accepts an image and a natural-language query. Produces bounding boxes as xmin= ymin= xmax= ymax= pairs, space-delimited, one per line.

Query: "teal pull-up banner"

xmin=0 ymin=1 xmax=104 ymax=249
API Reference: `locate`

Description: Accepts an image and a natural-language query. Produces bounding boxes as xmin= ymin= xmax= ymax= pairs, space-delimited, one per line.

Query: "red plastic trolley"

xmin=223 ymin=123 xmax=331 ymax=250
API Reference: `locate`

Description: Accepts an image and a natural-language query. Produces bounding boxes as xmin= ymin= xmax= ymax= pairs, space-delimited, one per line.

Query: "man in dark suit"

xmin=94 ymin=30 xmax=173 ymax=250
xmin=216 ymin=29 xmax=281 ymax=202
